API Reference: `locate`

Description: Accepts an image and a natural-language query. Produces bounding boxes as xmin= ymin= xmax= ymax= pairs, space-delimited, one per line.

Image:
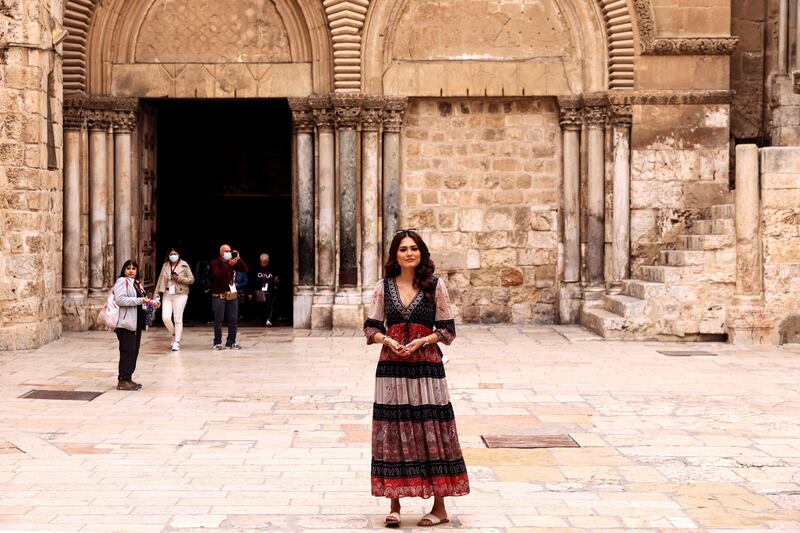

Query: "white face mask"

xmin=223 ymin=252 xmax=232 ymax=261
xmin=169 ymin=254 xmax=179 ymax=263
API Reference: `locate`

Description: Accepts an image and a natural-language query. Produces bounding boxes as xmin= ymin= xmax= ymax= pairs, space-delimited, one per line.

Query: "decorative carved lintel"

xmin=382 ymin=96 xmax=408 ymax=133
xmin=332 ymin=93 xmax=363 ymax=130
xmin=309 ymin=95 xmax=334 ymax=130
xmin=610 ymin=90 xmax=734 ymax=105
xmin=288 ymin=97 xmax=315 ymax=134
xmin=360 ymin=95 xmax=386 ymax=132
xmin=557 ymin=95 xmax=583 ymax=130
xmin=633 ymin=0 xmax=738 ymax=55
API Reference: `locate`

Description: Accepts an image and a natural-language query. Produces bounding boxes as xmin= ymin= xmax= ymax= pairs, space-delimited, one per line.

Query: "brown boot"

xmin=117 ymin=380 xmax=141 ymax=391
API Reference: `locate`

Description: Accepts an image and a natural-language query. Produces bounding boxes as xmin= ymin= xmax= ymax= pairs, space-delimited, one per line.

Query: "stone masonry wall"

xmin=0 ymin=0 xmax=64 ymax=350
xmin=402 ymin=98 xmax=560 ymax=324
xmin=630 ymin=103 xmax=731 ymax=272
xmin=760 ymin=148 xmax=800 ymax=343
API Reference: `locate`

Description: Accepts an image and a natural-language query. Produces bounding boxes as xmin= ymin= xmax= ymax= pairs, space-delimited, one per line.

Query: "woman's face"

xmin=396 ymin=236 xmax=421 ymax=269
xmin=125 ymin=264 xmax=137 ymax=278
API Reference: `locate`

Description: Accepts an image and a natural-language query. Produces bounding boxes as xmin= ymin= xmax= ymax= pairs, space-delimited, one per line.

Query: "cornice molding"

xmin=633 ymin=0 xmax=738 ymax=56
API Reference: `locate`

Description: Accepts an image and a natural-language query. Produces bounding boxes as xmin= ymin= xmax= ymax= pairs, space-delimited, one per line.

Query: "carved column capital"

xmin=85 ymin=109 xmax=113 ymax=131
xmin=557 ymin=95 xmax=583 ymax=131
xmin=288 ymin=98 xmax=315 ymax=134
xmin=309 ymin=95 xmax=334 ymax=130
xmin=112 ymin=111 xmax=138 ymax=133
xmin=583 ymin=93 xmax=608 ymax=128
xmin=332 ymin=93 xmax=363 ymax=130
xmin=610 ymin=103 xmax=632 ymax=128
xmin=63 ymin=95 xmax=86 ymax=130
xmin=360 ymin=96 xmax=386 ymax=132
xmin=382 ymin=96 xmax=408 ymax=133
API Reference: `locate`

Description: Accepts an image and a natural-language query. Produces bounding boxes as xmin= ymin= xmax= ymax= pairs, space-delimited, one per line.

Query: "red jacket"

xmin=209 ymin=257 xmax=249 ymax=294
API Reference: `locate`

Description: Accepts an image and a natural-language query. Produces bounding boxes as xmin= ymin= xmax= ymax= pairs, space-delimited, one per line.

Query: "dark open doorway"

xmin=153 ymin=99 xmax=293 ymax=326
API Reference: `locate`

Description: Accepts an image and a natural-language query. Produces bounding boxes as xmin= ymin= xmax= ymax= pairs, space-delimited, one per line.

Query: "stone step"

xmin=675 ymin=234 xmax=734 ymax=251
xmin=710 ymin=203 xmax=735 ymax=219
xmin=639 ymin=265 xmax=700 ymax=283
xmin=660 ymin=249 xmax=705 ymax=266
xmin=580 ymin=306 xmax=627 ymax=339
xmin=602 ymin=293 xmax=646 ymax=318
xmin=689 ymin=218 xmax=734 ymax=236
xmin=622 ymin=279 xmax=667 ymax=300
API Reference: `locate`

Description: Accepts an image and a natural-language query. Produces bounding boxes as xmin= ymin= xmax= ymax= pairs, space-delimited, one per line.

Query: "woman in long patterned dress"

xmin=364 ymin=230 xmax=469 ymax=528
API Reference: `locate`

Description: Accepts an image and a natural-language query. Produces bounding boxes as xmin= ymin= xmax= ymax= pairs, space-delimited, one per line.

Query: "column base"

xmin=726 ymin=296 xmax=776 ymax=344
xmin=558 ymin=282 xmax=582 ymax=324
xmin=333 ymin=289 xmax=363 ymax=329
xmin=311 ymin=288 xmax=334 ymax=329
xmin=582 ymin=285 xmax=605 ymax=302
xmin=62 ymin=288 xmax=89 ymax=331
xmin=87 ymin=288 xmax=110 ymax=330
xmin=293 ymin=286 xmax=314 ymax=329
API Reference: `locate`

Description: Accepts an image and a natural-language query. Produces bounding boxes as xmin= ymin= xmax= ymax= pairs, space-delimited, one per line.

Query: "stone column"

xmin=382 ymin=97 xmax=407 ymax=261
xmin=779 ymin=0 xmax=789 ymax=74
xmin=360 ymin=97 xmax=385 ymax=306
xmin=728 ymin=144 xmax=772 ymax=343
xmin=332 ymin=94 xmax=363 ymax=328
xmin=610 ymin=101 xmax=632 ymax=288
xmin=112 ymin=109 xmax=137 ymax=272
xmin=289 ymin=98 xmax=316 ymax=328
xmin=735 ymin=145 xmax=762 ymax=298
xmin=62 ymin=99 xmax=86 ymax=328
xmin=105 ymin=125 xmax=115 ymax=288
xmin=86 ymin=109 xmax=110 ymax=296
xmin=584 ymin=94 xmax=608 ymax=291
xmin=557 ymin=96 xmax=583 ymax=323
xmin=310 ymin=96 xmax=336 ymax=329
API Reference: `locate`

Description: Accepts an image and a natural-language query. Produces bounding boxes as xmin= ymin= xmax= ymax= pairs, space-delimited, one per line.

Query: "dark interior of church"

xmin=153 ymin=99 xmax=294 ymax=326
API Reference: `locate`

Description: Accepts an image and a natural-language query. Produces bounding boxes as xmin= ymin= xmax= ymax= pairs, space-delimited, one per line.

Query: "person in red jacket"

xmin=209 ymin=243 xmax=249 ymax=350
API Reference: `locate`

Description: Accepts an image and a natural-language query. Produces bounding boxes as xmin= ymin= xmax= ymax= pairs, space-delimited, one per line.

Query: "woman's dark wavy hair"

xmin=163 ymin=247 xmax=180 ymax=264
xmin=384 ymin=230 xmax=437 ymax=301
xmin=119 ymin=259 xmax=140 ymax=280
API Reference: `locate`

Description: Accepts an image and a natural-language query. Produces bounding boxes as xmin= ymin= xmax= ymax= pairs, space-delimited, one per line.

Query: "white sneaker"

xmin=171 ymin=341 xmax=180 ymax=351
xmin=266 ymin=320 xmax=273 ymax=327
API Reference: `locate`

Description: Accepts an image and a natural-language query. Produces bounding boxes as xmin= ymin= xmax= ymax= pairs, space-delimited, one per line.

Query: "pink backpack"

xmin=98 ymin=292 xmax=119 ymax=328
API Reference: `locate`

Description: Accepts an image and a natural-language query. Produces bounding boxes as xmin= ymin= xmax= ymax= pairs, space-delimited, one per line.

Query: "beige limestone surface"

xmin=403 ymin=99 xmax=560 ymax=325
xmin=0 ymin=326 xmax=799 ymax=531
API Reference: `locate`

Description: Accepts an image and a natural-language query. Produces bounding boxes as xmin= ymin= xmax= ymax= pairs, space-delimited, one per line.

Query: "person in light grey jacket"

xmin=113 ymin=259 xmax=156 ymax=391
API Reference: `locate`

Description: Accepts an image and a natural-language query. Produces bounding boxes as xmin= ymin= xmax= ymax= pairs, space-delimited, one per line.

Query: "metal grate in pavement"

xmin=481 ymin=434 xmax=580 ymax=449
xmin=658 ymin=350 xmax=718 ymax=357
xmin=19 ymin=390 xmax=104 ymax=401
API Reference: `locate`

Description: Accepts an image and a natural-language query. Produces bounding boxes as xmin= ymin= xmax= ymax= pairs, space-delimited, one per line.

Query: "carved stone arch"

xmin=64 ymin=0 xmax=333 ymax=95
xmin=362 ymin=0 xmax=638 ymax=95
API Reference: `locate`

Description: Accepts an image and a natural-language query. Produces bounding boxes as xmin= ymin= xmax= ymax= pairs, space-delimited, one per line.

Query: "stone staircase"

xmin=581 ymin=204 xmax=736 ymax=340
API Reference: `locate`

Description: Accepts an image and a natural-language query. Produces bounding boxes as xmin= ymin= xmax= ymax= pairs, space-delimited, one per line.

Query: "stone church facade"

xmin=2 ymin=0 xmax=800 ymax=350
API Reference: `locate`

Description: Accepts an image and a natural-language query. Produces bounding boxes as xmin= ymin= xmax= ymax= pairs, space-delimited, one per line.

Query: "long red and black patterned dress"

xmin=364 ymin=277 xmax=470 ymax=499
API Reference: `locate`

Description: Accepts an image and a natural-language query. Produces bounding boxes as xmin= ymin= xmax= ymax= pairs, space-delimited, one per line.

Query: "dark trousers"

xmin=116 ymin=324 xmax=142 ymax=382
xmin=212 ymin=296 xmax=238 ymax=346
xmin=259 ymin=292 xmax=277 ymax=324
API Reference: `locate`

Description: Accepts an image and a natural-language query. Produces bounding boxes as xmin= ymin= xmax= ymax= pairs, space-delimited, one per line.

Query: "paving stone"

xmin=0 ymin=326 xmax=797 ymax=531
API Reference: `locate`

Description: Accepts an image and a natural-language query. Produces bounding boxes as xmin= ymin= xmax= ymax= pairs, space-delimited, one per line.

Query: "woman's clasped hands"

xmin=383 ymin=336 xmax=427 ymax=357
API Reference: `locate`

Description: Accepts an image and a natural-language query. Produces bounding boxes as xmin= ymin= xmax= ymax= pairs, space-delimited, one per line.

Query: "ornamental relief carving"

xmin=632 ymin=0 xmax=738 ymax=56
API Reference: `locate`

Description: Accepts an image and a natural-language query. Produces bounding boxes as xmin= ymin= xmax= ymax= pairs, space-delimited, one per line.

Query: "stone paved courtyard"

xmin=1 ymin=326 xmax=800 ymax=532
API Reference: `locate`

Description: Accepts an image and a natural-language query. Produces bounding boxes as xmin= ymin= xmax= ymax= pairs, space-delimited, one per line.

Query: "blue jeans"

xmin=212 ymin=296 xmax=238 ymax=346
